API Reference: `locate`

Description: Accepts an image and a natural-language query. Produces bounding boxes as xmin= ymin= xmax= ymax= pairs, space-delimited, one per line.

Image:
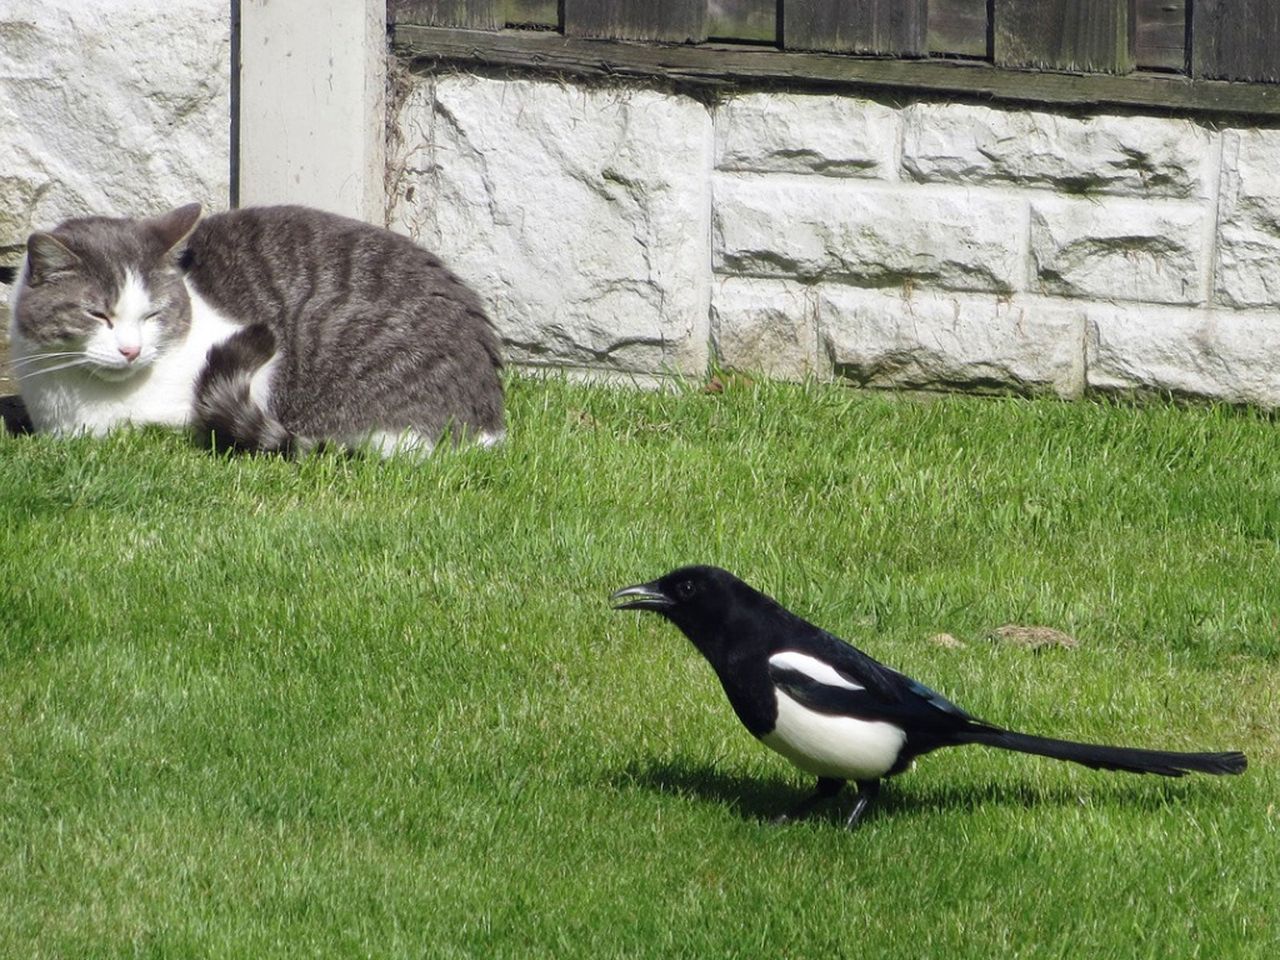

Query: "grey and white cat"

xmin=7 ymin=204 xmax=504 ymax=455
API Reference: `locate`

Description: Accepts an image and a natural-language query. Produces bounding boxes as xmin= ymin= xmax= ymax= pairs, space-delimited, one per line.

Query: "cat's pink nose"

xmin=119 ymin=345 xmax=140 ymax=362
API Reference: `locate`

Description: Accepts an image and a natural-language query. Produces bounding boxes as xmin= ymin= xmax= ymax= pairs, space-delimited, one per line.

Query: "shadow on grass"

xmin=611 ymin=755 xmax=1202 ymax=827
xmin=611 ymin=757 xmax=798 ymax=822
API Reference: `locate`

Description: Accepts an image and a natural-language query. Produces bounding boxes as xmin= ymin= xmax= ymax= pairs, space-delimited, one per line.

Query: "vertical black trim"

xmin=1184 ymin=0 xmax=1194 ymax=75
xmin=229 ymin=0 xmax=241 ymax=208
xmin=986 ymin=0 xmax=996 ymax=60
xmin=1130 ymin=0 xmax=1142 ymax=68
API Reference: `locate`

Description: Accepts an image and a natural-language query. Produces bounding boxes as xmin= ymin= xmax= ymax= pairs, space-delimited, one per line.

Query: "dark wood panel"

xmin=708 ymin=0 xmax=777 ymax=43
xmin=500 ymin=1 xmax=557 ymax=28
xmin=395 ymin=25 xmax=1280 ymax=118
xmin=994 ymin=0 xmax=1132 ymax=73
xmin=928 ymin=0 xmax=989 ymax=58
xmin=1135 ymin=1 xmax=1186 ymax=71
xmin=783 ymin=0 xmax=927 ymax=56
xmin=393 ymin=1 xmax=499 ymax=30
xmin=1193 ymin=0 xmax=1280 ymax=82
xmin=563 ymin=0 xmax=707 ymax=43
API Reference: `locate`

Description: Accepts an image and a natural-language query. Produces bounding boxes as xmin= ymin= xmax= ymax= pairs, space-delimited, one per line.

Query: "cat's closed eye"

xmin=85 ymin=309 xmax=111 ymax=326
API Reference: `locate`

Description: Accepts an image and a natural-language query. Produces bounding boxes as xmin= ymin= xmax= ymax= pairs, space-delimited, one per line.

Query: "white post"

xmin=236 ymin=0 xmax=387 ymax=224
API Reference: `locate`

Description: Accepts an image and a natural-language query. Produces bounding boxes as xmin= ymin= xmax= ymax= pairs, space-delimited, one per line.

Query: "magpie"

xmin=612 ymin=565 xmax=1247 ymax=827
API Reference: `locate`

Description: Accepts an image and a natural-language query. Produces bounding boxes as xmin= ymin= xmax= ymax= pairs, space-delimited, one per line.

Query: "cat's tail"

xmin=194 ymin=323 xmax=295 ymax=455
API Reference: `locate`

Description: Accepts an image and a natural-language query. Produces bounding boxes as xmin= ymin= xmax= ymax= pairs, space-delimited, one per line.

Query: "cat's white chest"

xmin=11 ymin=284 xmax=241 ymax=437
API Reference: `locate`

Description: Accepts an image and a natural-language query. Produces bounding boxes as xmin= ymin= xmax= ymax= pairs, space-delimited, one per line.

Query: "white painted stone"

xmin=1214 ymin=129 xmax=1280 ymax=308
xmin=8 ymin=15 xmax=1267 ymax=414
xmin=0 ymin=0 xmax=230 ymax=256
xmin=715 ymin=175 xmax=1027 ymax=292
xmin=1087 ymin=302 xmax=1280 ymax=407
xmin=711 ymin=278 xmax=822 ymax=379
xmin=388 ymin=75 xmax=713 ymax=375
xmin=819 ymin=287 xmax=1085 ymax=397
xmin=237 ymin=0 xmax=387 ymax=223
xmin=902 ymin=102 xmax=1215 ymax=199
xmin=1029 ymin=196 xmax=1207 ymax=304
xmin=715 ymin=93 xmax=899 ymax=179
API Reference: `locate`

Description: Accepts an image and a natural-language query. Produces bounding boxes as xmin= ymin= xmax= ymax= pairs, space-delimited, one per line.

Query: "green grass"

xmin=1 ymin=376 xmax=1277 ymax=958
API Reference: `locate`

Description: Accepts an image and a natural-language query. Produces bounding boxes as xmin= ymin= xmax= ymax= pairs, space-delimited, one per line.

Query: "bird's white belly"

xmin=760 ymin=690 xmax=907 ymax=781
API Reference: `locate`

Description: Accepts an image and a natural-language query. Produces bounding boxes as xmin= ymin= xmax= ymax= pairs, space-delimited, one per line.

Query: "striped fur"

xmin=193 ymin=324 xmax=294 ymax=454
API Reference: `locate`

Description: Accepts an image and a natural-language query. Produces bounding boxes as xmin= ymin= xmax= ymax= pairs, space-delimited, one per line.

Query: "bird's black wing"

xmin=771 ymin=629 xmax=980 ymax=729
xmin=769 ymin=663 xmax=979 ymax=734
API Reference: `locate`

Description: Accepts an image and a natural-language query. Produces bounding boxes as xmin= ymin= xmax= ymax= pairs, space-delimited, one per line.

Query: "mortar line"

xmin=1020 ymin=194 xmax=1035 ymax=295
xmin=712 ymin=169 xmax=1208 ymax=208
xmin=1199 ymin=130 xmax=1228 ymax=307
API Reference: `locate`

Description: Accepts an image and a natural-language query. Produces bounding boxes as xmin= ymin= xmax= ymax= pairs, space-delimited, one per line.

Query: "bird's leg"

xmin=772 ymin=777 xmax=845 ymax=824
xmin=843 ymin=779 xmax=881 ymax=829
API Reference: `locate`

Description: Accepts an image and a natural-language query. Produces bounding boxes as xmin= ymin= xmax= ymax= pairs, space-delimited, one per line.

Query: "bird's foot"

xmin=771 ymin=777 xmax=845 ymax=825
xmin=843 ymin=780 xmax=881 ymax=829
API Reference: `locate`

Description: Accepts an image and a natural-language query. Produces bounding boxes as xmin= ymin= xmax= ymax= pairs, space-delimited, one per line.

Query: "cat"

xmin=6 ymin=204 xmax=505 ymax=455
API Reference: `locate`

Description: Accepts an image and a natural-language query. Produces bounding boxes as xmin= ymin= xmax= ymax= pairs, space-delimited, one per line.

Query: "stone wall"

xmin=0 ymin=0 xmax=231 ymax=387
xmin=0 ymin=0 xmax=231 ymax=248
xmin=391 ymin=73 xmax=1280 ymax=406
xmin=388 ymin=77 xmax=713 ymax=380
xmin=5 ymin=20 xmax=1280 ymax=411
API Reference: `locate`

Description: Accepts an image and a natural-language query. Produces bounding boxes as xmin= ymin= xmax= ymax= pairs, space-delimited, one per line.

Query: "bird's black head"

xmin=611 ymin=565 xmax=764 ymax=659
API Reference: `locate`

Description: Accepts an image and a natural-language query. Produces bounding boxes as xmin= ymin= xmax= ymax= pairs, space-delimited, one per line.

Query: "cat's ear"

xmin=26 ymin=232 xmax=81 ymax=285
xmin=147 ymin=203 xmax=203 ymax=255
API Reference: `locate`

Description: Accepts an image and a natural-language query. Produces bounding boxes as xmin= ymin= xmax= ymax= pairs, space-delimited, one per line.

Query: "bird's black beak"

xmin=610 ymin=580 xmax=672 ymax=611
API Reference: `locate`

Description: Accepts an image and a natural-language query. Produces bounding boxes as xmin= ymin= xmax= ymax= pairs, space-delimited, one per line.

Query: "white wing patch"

xmin=769 ymin=650 xmax=864 ymax=691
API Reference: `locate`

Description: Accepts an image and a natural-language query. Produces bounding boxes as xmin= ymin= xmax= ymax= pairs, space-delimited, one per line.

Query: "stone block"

xmin=1087 ymin=302 xmax=1280 ymax=407
xmin=1214 ymin=129 xmax=1280 ymax=308
xmin=902 ymin=101 xmax=1214 ymax=199
xmin=711 ymin=278 xmax=822 ymax=380
xmin=1030 ymin=196 xmax=1207 ymax=304
xmin=715 ymin=93 xmax=899 ymax=179
xmin=0 ymin=0 xmax=231 ymax=260
xmin=715 ymin=176 xmax=1026 ymax=293
xmin=819 ymin=287 xmax=1085 ymax=397
xmin=388 ymin=75 xmax=713 ymax=375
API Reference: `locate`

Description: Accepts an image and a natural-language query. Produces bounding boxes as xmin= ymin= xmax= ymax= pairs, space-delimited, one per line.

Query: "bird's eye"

xmin=676 ymin=580 xmax=697 ymax=600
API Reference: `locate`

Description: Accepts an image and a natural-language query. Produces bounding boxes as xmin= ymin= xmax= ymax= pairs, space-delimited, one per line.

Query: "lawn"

xmin=1 ymin=375 xmax=1276 ymax=958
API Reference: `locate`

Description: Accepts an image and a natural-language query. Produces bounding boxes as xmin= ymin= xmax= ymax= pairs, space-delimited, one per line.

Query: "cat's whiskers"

xmin=9 ymin=350 xmax=87 ymax=370
xmin=14 ymin=358 xmax=94 ymax=378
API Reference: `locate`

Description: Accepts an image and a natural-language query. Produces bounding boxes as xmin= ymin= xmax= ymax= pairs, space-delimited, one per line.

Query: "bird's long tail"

xmin=959 ymin=728 xmax=1246 ymax=777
